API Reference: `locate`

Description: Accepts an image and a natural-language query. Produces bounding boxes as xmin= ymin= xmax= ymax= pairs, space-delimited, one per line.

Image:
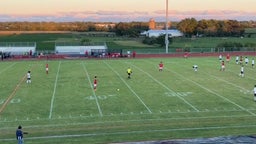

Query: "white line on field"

xmin=82 ymin=62 xmax=103 ymax=117
xmin=0 ymin=113 xmax=254 ymax=131
xmin=103 ymin=61 xmax=152 ymax=114
xmin=0 ymin=62 xmax=16 ymax=74
xmin=48 ymin=61 xmax=61 ymax=119
xmin=0 ymin=108 xmax=252 ymax=123
xmin=227 ymin=69 xmax=256 ymax=81
xmin=128 ymin=62 xmax=199 ymax=112
xmin=165 ymin=66 xmax=256 ymax=116
xmin=186 ymin=60 xmax=250 ymax=91
xmin=1 ymin=124 xmax=256 ymax=141
xmin=204 ymin=59 xmax=256 ymax=81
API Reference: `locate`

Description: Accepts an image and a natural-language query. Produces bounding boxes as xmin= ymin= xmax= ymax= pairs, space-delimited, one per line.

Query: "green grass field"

xmin=1 ymin=57 xmax=256 ymax=144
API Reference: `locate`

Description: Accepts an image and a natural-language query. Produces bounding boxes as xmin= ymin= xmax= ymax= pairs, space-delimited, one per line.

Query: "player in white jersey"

xmin=192 ymin=65 xmax=198 ymax=72
xmin=254 ymin=85 xmax=256 ymax=101
xmin=239 ymin=65 xmax=244 ymax=77
xmin=218 ymin=54 xmax=222 ymax=62
xmin=245 ymin=57 xmax=249 ymax=65
xmin=26 ymin=71 xmax=31 ymax=83
xmin=235 ymin=55 xmax=239 ymax=64
xmin=252 ymin=58 xmax=254 ymax=68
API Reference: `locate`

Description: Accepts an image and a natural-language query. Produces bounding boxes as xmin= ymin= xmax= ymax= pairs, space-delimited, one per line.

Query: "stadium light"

xmin=165 ymin=0 xmax=169 ymax=53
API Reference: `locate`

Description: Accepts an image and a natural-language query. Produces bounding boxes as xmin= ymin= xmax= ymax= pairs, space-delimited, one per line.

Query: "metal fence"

xmin=0 ymin=42 xmax=36 ymax=47
xmin=122 ymin=47 xmax=256 ymax=54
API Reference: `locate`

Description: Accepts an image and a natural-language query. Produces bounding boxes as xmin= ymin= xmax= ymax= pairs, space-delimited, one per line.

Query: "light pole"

xmin=165 ymin=0 xmax=169 ymax=53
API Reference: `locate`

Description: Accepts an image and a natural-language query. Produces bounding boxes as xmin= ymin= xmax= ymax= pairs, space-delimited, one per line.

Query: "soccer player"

xmin=184 ymin=52 xmax=188 ymax=59
xmin=239 ymin=65 xmax=244 ymax=77
xmin=132 ymin=51 xmax=136 ymax=58
xmin=220 ymin=61 xmax=225 ymax=71
xmin=218 ymin=54 xmax=222 ymax=62
xmin=226 ymin=53 xmax=231 ymax=63
xmin=192 ymin=65 xmax=198 ymax=72
xmin=46 ymin=63 xmax=49 ymax=74
xmin=26 ymin=71 xmax=31 ymax=84
xmin=252 ymin=58 xmax=255 ymax=68
xmin=16 ymin=125 xmax=28 ymax=144
xmin=93 ymin=76 xmax=97 ymax=91
xmin=235 ymin=55 xmax=239 ymax=64
xmin=253 ymin=85 xmax=256 ymax=102
xmin=159 ymin=61 xmax=163 ymax=71
xmin=127 ymin=67 xmax=132 ymax=79
xmin=239 ymin=56 xmax=243 ymax=65
xmin=245 ymin=57 xmax=249 ymax=65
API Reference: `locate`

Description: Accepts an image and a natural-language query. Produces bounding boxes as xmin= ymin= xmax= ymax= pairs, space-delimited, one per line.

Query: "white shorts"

xmin=46 ymin=68 xmax=49 ymax=71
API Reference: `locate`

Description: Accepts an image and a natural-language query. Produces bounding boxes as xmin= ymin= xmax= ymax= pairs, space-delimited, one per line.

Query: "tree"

xmin=177 ymin=18 xmax=198 ymax=37
xmin=114 ymin=22 xmax=148 ymax=37
xmin=156 ymin=35 xmax=172 ymax=47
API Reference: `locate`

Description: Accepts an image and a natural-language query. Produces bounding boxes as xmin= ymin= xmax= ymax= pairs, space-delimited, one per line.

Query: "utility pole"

xmin=165 ymin=0 xmax=169 ymax=53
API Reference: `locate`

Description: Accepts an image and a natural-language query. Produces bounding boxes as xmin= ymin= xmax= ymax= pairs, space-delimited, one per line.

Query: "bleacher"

xmin=0 ymin=42 xmax=36 ymax=56
xmin=55 ymin=42 xmax=107 ymax=57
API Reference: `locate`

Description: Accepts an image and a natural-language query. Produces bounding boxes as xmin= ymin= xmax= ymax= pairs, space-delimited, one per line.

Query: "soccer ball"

xmin=117 ymin=89 xmax=120 ymax=91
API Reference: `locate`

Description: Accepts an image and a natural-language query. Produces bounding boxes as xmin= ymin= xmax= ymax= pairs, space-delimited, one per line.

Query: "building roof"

xmin=141 ymin=29 xmax=183 ymax=37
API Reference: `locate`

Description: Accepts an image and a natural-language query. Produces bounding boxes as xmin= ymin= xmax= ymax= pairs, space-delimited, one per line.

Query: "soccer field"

xmin=1 ymin=57 xmax=256 ymax=144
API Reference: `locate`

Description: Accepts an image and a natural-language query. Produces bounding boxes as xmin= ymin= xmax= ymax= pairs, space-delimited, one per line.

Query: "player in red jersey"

xmin=93 ymin=76 xmax=97 ymax=91
xmin=159 ymin=61 xmax=163 ymax=71
xmin=220 ymin=60 xmax=225 ymax=71
xmin=226 ymin=53 xmax=231 ymax=63
xmin=46 ymin=63 xmax=49 ymax=74
xmin=184 ymin=52 xmax=188 ymax=59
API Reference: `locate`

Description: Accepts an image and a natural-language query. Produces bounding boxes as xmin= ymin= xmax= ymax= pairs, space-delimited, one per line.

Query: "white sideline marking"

xmin=167 ymin=67 xmax=256 ymax=116
xmin=0 ymin=108 xmax=254 ymax=123
xmin=48 ymin=61 xmax=61 ymax=119
xmin=0 ymin=114 xmax=254 ymax=131
xmin=103 ymin=61 xmax=152 ymax=114
xmin=130 ymin=62 xmax=199 ymax=112
xmin=82 ymin=62 xmax=103 ymax=117
xmin=1 ymin=124 xmax=256 ymax=141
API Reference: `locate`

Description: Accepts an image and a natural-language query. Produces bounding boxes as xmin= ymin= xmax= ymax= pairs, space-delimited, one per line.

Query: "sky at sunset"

xmin=1 ymin=0 xmax=256 ymax=22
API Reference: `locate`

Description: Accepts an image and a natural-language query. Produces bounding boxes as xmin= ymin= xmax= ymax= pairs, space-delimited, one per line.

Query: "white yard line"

xmin=0 ymin=108 xmax=253 ymax=123
xmin=165 ymin=66 xmax=256 ymax=116
xmin=103 ymin=61 xmax=152 ymax=114
xmin=1 ymin=123 xmax=256 ymax=141
xmin=128 ymin=61 xmax=199 ymax=112
xmin=227 ymin=69 xmax=256 ymax=80
xmin=0 ymin=113 xmax=254 ymax=130
xmin=82 ymin=62 xmax=103 ymax=117
xmin=48 ymin=61 xmax=61 ymax=119
xmin=204 ymin=59 xmax=256 ymax=81
xmin=186 ymin=60 xmax=250 ymax=91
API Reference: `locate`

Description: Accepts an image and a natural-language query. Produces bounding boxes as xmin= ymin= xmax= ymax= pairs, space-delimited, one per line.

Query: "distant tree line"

xmin=0 ymin=20 xmax=255 ymax=38
xmin=177 ymin=18 xmax=255 ymax=37
xmin=0 ymin=22 xmax=115 ymax=32
xmin=0 ymin=21 xmax=149 ymax=37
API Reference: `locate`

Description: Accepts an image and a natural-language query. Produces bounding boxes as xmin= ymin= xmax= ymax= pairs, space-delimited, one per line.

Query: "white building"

xmin=141 ymin=29 xmax=183 ymax=38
